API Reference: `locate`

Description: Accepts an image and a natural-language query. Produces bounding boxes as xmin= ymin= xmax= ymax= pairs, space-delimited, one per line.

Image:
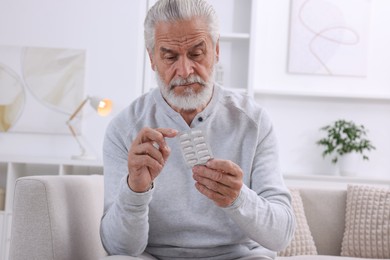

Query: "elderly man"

xmin=100 ymin=0 xmax=295 ymax=259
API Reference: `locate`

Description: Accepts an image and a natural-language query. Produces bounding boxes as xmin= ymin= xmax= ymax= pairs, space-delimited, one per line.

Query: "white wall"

xmin=0 ymin=0 xmax=147 ymax=160
xmin=1 ymin=0 xmax=389 ymax=179
xmin=253 ymin=0 xmax=390 ymax=177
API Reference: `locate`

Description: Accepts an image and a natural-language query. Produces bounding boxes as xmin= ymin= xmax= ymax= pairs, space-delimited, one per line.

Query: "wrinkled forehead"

xmin=154 ymin=18 xmax=212 ymax=51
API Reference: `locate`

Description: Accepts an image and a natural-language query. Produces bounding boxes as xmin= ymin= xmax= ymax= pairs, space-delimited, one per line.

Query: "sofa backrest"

xmin=298 ymin=188 xmax=347 ymax=256
xmin=10 ymin=175 xmax=348 ymax=258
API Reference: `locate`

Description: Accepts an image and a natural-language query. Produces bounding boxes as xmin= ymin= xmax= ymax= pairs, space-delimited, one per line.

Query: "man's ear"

xmin=148 ymin=50 xmax=156 ymax=71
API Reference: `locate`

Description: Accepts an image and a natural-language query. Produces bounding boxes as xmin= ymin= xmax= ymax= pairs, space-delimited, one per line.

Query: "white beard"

xmin=156 ymin=68 xmax=215 ymax=111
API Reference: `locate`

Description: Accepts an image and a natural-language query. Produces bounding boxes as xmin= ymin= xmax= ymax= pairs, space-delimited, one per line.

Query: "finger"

xmin=129 ymin=154 xmax=163 ymax=173
xmin=140 ymin=128 xmax=177 ymax=145
xmin=133 ymin=142 xmax=165 ymax=165
xmin=137 ymin=127 xmax=164 ymax=144
xmin=155 ymin=128 xmax=178 ymax=160
xmin=194 ymin=182 xmax=232 ymax=208
xmin=138 ymin=128 xmax=177 ymax=160
xmin=193 ymin=173 xmax=232 ymax=197
xmin=155 ymin=128 xmax=178 ymax=138
xmin=192 ymin=165 xmax=232 ymax=187
xmin=206 ymin=159 xmax=241 ymax=177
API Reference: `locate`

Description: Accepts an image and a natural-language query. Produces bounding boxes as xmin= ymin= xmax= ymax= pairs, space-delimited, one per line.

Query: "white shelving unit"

xmin=0 ymin=156 xmax=103 ymax=260
xmin=142 ymin=0 xmax=256 ymax=96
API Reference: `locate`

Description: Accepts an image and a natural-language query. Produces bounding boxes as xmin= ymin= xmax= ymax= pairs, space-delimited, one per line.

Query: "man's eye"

xmin=191 ymin=52 xmax=202 ymax=57
xmin=165 ymin=55 xmax=176 ymax=60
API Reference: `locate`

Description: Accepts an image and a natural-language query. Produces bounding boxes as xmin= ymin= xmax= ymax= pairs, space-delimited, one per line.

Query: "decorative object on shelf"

xmin=67 ymin=96 xmax=112 ymax=160
xmin=215 ymin=64 xmax=224 ymax=86
xmin=316 ymin=119 xmax=376 ymax=176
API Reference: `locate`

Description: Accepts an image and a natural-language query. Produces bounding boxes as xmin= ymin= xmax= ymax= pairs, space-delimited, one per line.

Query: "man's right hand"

xmin=127 ymin=127 xmax=178 ymax=192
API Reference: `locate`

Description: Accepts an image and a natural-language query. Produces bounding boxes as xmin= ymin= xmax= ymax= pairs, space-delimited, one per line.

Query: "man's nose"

xmin=176 ymin=56 xmax=194 ymax=78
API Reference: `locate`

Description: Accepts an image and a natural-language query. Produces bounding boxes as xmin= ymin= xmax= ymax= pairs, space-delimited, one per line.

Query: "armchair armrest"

xmin=9 ymin=175 xmax=106 ymax=260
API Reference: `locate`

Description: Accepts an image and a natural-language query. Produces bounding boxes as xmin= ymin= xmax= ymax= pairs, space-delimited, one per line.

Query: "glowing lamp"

xmin=66 ymin=96 xmax=112 ymax=160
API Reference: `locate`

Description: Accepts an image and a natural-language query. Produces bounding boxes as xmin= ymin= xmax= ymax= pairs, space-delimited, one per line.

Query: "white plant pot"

xmin=337 ymin=153 xmax=361 ymax=176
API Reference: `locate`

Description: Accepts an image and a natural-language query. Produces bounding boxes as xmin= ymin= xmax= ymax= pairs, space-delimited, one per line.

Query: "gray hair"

xmin=144 ymin=0 xmax=219 ymax=52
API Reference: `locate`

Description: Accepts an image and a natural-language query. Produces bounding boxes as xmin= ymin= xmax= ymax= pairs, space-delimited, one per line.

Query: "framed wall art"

xmin=0 ymin=46 xmax=86 ymax=134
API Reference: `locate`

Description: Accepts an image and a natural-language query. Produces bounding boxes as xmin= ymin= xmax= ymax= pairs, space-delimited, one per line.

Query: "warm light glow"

xmin=89 ymin=96 xmax=113 ymax=116
xmin=97 ymin=98 xmax=112 ymax=116
xmin=66 ymin=95 xmax=113 ymax=160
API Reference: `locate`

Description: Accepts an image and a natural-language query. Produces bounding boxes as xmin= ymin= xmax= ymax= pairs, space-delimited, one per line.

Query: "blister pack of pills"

xmin=178 ymin=129 xmax=213 ymax=168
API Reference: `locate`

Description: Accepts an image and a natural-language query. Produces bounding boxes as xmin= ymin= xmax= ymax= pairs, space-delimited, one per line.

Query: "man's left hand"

xmin=192 ymin=159 xmax=243 ymax=207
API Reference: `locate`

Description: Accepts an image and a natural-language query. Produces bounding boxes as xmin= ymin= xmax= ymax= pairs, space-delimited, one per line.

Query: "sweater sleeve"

xmin=223 ymin=110 xmax=296 ymax=251
xmin=100 ymin=120 xmax=152 ymax=256
xmin=222 ymin=185 xmax=295 ymax=251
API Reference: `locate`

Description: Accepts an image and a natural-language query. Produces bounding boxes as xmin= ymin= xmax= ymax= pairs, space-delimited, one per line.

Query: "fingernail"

xmin=169 ymin=129 xmax=178 ymax=134
xmin=152 ymin=141 xmax=160 ymax=150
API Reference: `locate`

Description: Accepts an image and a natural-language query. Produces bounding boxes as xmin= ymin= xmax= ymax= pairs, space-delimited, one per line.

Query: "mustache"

xmin=169 ymin=75 xmax=206 ymax=89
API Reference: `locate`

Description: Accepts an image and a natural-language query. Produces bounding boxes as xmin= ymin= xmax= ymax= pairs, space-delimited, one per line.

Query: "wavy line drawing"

xmin=288 ymin=0 xmax=371 ymax=77
xmin=308 ymin=26 xmax=359 ymax=75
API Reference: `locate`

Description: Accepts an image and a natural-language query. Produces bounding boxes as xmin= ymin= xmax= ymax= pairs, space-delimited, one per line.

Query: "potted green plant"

xmin=316 ymin=119 xmax=376 ymax=172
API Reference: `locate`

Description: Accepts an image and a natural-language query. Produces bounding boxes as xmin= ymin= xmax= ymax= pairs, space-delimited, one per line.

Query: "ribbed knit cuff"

xmin=118 ymin=175 xmax=154 ymax=208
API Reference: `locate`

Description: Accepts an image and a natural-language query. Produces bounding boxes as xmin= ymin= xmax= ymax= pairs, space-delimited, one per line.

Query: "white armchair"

xmin=9 ymin=175 xmax=157 ymax=260
xmin=9 ymin=175 xmax=107 ymax=260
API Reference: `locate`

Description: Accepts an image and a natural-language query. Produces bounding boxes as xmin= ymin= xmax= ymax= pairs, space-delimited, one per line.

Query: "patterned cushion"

xmin=341 ymin=185 xmax=390 ymax=258
xmin=278 ymin=189 xmax=318 ymax=256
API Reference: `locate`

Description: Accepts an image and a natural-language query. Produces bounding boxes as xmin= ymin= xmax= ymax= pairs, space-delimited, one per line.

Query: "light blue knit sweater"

xmin=100 ymin=85 xmax=295 ymax=260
